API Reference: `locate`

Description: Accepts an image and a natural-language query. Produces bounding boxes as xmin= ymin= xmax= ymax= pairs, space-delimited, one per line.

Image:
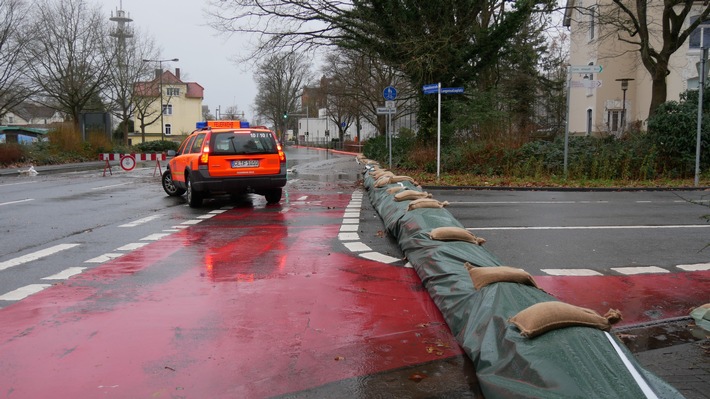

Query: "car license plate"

xmin=232 ymin=160 xmax=259 ymax=168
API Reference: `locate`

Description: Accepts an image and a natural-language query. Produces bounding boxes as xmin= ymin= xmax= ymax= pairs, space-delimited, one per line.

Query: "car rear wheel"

xmin=162 ymin=171 xmax=185 ymax=197
xmin=264 ymin=188 xmax=282 ymax=204
xmin=186 ymin=175 xmax=203 ymax=208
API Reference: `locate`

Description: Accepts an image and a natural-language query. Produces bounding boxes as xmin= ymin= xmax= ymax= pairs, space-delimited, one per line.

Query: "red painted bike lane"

xmin=0 ymin=190 xmax=462 ymax=398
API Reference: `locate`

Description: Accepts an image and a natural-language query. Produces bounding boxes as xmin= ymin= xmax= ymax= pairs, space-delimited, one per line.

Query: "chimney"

xmin=175 ymin=68 xmax=181 ymax=80
xmin=154 ymin=68 xmax=161 ymax=80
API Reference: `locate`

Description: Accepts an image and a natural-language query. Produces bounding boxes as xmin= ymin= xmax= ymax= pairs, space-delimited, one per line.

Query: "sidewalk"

xmin=621 ymin=318 xmax=709 ymax=399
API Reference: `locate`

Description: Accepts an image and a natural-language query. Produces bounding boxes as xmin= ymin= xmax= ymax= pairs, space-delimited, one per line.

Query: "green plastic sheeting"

xmin=363 ymin=166 xmax=683 ymax=399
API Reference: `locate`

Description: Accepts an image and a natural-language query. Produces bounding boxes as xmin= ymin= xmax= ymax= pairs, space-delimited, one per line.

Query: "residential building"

xmin=132 ymin=68 xmax=204 ymax=144
xmin=0 ymin=102 xmax=64 ymax=127
xmin=564 ymin=0 xmax=707 ymax=136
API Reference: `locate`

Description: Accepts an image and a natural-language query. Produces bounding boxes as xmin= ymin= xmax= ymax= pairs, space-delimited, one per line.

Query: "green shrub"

xmin=132 ymin=140 xmax=180 ymax=153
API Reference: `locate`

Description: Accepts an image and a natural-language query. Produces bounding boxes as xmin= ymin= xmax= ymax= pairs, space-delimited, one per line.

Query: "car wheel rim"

xmin=164 ymin=175 xmax=176 ymax=193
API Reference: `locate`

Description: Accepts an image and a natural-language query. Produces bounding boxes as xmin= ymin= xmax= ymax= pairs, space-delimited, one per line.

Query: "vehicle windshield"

xmin=212 ymin=131 xmax=277 ymax=155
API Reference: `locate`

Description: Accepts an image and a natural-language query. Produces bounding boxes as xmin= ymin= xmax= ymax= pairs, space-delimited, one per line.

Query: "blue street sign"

xmin=423 ymin=83 xmax=439 ymax=94
xmin=383 ymin=86 xmax=397 ymax=101
xmin=441 ymin=87 xmax=464 ymax=94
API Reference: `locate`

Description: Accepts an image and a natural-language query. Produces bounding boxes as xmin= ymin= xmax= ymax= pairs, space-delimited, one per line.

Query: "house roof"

xmin=10 ymin=103 xmax=61 ymax=121
xmin=134 ymin=70 xmax=204 ymax=99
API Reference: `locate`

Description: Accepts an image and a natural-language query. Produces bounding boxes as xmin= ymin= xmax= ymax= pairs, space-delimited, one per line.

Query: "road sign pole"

xmin=387 ymin=113 xmax=392 ymax=169
xmin=437 ymin=82 xmax=441 ymax=180
xmin=564 ymin=67 xmax=571 ymax=179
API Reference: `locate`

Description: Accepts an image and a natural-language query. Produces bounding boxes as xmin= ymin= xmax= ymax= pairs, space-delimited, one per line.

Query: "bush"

xmin=133 ymin=140 xmax=180 ymax=153
xmin=0 ymin=143 xmax=25 ymax=166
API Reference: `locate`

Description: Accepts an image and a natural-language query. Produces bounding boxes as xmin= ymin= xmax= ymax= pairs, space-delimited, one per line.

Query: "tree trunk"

xmin=648 ymin=67 xmax=668 ymax=120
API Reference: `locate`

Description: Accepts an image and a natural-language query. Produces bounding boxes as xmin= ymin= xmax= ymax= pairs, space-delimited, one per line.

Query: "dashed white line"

xmin=0 ymin=284 xmax=52 ymax=301
xmin=115 ymin=242 xmax=149 ymax=251
xmin=611 ymin=266 xmax=670 ymax=275
xmin=42 ymin=267 xmax=86 ymax=280
xmin=359 ymin=252 xmax=402 ymax=264
xmin=119 ymin=215 xmax=161 ymax=227
xmin=91 ymin=183 xmax=131 ymax=190
xmin=540 ymin=269 xmax=603 ymax=276
xmin=141 ymin=233 xmax=172 ymax=241
xmin=343 ymin=242 xmax=371 ymax=252
xmin=677 ymin=262 xmax=710 ymax=271
xmin=0 ymin=198 xmax=34 ymax=207
xmin=85 ymin=253 xmax=124 ymax=263
xmin=339 ymin=232 xmax=360 ymax=240
xmin=0 ymin=243 xmax=80 ymax=272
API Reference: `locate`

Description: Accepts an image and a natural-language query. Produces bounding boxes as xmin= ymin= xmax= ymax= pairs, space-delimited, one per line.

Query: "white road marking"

xmin=181 ymin=220 xmax=202 ymax=225
xmin=91 ymin=183 xmax=131 ymax=190
xmin=0 ymin=198 xmax=34 ymax=207
xmin=119 ymin=215 xmax=161 ymax=227
xmin=342 ymin=218 xmax=359 ymax=224
xmin=85 ymin=253 xmax=124 ymax=263
xmin=611 ymin=266 xmax=670 ymax=275
xmin=0 ymin=284 xmax=52 ymax=301
xmin=0 ymin=243 xmax=80 ymax=272
xmin=343 ymin=242 xmax=371 ymax=252
xmin=0 ymin=181 xmax=37 ymax=188
xmin=338 ymin=232 xmax=359 ymax=241
xmin=297 ymin=196 xmax=308 ymax=201
xmin=42 ymin=267 xmax=86 ymax=280
xmin=540 ymin=269 xmax=603 ymax=276
xmin=197 ymin=214 xmax=216 ymax=219
xmin=141 ymin=233 xmax=171 ymax=241
xmin=339 ymin=224 xmax=358 ymax=232
xmin=676 ymin=262 xmax=710 ymax=271
xmin=116 ymin=242 xmax=149 ymax=251
xmin=359 ymin=252 xmax=401 ymax=264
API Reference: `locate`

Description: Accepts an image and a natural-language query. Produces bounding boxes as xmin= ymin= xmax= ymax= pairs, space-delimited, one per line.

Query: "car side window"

xmin=177 ymin=136 xmax=194 ymax=156
xmin=189 ymin=133 xmax=206 ymax=153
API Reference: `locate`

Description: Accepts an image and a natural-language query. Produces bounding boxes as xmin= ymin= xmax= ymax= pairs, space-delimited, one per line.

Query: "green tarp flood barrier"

xmin=362 ymin=164 xmax=683 ymax=399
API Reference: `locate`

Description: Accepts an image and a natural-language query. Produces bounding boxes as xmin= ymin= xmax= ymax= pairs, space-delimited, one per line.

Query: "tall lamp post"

xmin=615 ymin=78 xmax=634 ymax=135
xmin=142 ymin=58 xmax=179 ymax=141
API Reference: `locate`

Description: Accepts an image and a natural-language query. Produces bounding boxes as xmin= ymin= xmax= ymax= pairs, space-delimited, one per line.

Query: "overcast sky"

xmin=95 ymin=0 xmax=258 ymax=119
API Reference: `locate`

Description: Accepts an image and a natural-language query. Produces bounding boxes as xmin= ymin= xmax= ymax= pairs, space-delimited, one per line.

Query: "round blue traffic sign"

xmin=383 ymin=86 xmax=397 ymax=101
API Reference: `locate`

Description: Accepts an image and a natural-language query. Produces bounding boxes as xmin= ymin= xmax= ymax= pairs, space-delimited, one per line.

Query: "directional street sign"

xmin=423 ymin=83 xmax=439 ymax=94
xmin=383 ymin=86 xmax=398 ymax=101
xmin=376 ymin=107 xmax=396 ymax=115
xmin=441 ymin=87 xmax=464 ymax=94
xmin=570 ymin=80 xmax=603 ymax=89
xmin=570 ymin=65 xmax=603 ymax=74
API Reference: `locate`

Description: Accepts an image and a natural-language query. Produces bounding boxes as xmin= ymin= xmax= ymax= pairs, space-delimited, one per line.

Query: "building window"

xmin=690 ymin=16 xmax=710 ymax=48
xmin=588 ymin=6 xmax=596 ymax=41
xmin=166 ymin=87 xmax=180 ymax=96
xmin=165 ymin=123 xmax=172 ymax=135
xmin=162 ymin=104 xmax=173 ymax=115
xmin=607 ymin=110 xmax=621 ymax=132
xmin=8 ymin=116 xmax=13 ymax=123
xmin=586 ymin=109 xmax=593 ymax=135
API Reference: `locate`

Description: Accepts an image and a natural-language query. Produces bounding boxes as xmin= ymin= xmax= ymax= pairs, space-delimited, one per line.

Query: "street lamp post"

xmin=615 ymin=78 xmax=634 ymax=136
xmin=142 ymin=58 xmax=178 ymax=140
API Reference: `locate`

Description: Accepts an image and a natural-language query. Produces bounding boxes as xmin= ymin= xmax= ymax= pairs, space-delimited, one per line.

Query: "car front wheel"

xmin=162 ymin=171 xmax=185 ymax=196
xmin=186 ymin=175 xmax=203 ymax=208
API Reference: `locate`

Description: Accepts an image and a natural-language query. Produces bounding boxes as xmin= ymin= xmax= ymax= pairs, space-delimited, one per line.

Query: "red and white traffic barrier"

xmin=99 ymin=153 xmax=166 ymax=176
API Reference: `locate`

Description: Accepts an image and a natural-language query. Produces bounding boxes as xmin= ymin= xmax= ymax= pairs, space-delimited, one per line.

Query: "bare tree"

xmin=25 ymin=0 xmax=114 ymax=131
xmin=253 ymin=51 xmax=313 ymax=141
xmin=0 ymin=0 xmax=34 ymax=120
xmin=576 ymin=0 xmax=710 ymax=117
xmin=319 ymin=49 xmax=411 ymax=139
xmin=132 ymin=67 xmax=179 ymax=142
xmin=105 ymin=22 xmax=159 ymax=145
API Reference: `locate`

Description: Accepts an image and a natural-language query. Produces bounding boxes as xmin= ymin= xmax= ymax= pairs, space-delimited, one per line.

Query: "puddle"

xmin=615 ymin=317 xmax=709 ymax=353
